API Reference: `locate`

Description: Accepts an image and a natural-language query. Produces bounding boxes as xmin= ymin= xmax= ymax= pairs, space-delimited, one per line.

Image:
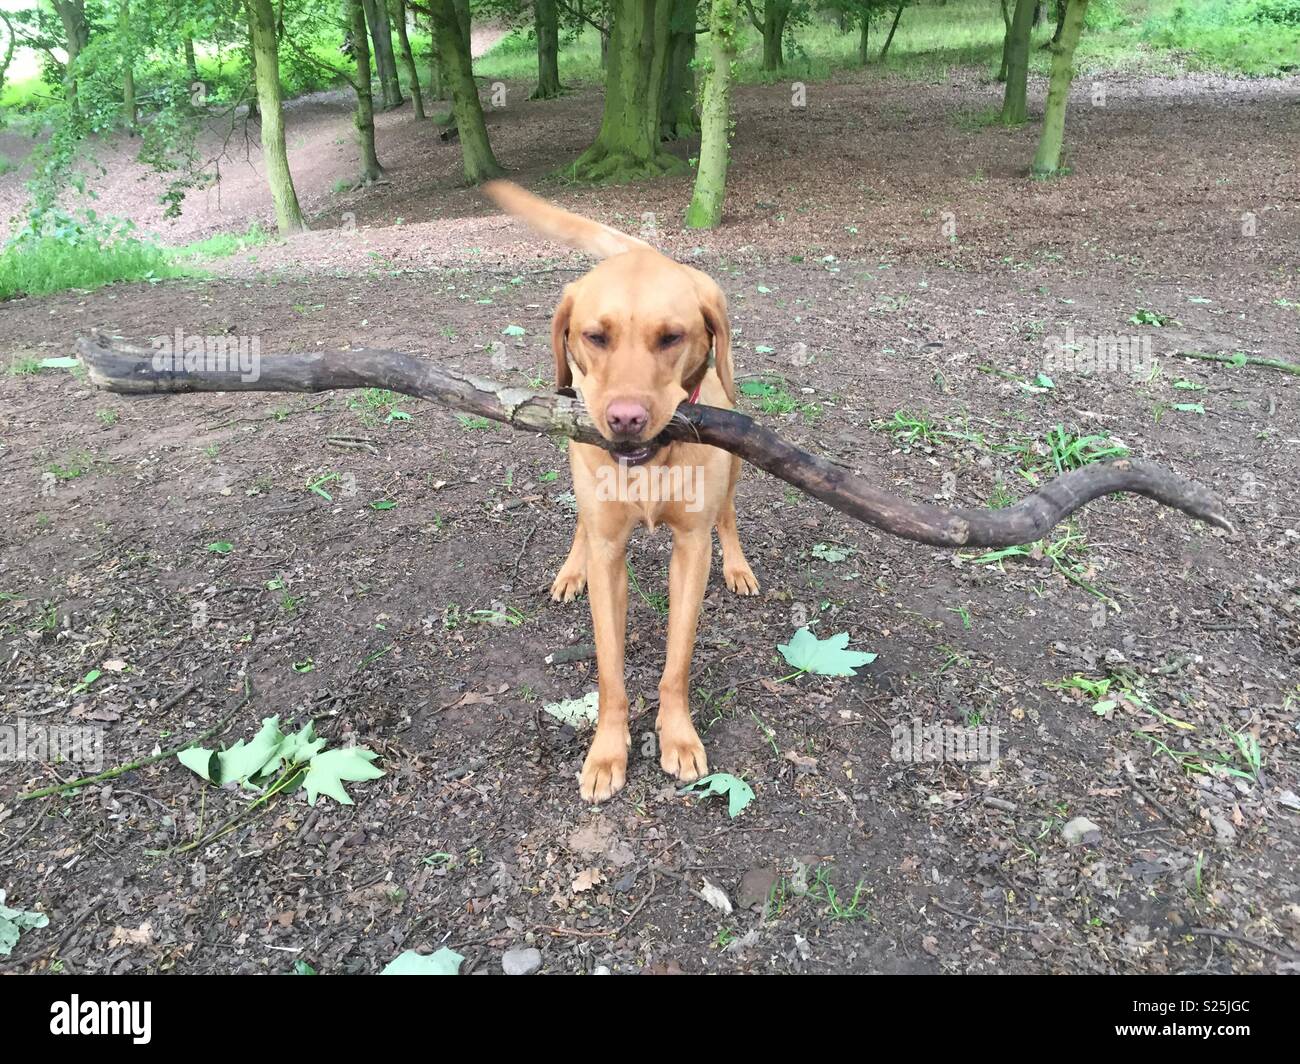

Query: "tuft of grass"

xmin=0 ymin=234 xmax=178 ymax=301
xmin=169 ymin=224 xmax=270 ymax=261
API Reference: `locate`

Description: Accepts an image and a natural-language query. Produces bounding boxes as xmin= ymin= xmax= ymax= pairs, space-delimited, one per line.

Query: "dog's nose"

xmin=605 ymin=401 xmax=649 ymax=439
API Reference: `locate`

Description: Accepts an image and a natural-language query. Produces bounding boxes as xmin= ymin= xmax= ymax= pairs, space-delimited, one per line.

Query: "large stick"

xmin=76 ymin=332 xmax=1234 ymax=547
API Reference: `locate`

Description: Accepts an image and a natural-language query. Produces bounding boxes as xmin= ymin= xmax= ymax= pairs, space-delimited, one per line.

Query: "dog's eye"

xmin=583 ymin=332 xmax=608 ymax=349
xmin=659 ymin=332 xmax=683 ymax=349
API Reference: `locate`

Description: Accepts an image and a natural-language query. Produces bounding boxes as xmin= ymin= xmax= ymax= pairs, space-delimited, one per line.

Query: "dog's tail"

xmin=482 ymin=180 xmax=654 ymax=259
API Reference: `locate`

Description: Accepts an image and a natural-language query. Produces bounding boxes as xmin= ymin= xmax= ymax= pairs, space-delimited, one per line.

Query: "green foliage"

xmin=777 ymin=627 xmax=877 ymax=677
xmin=0 ymin=890 xmax=49 ymax=956
xmin=177 ymin=716 xmax=385 ymax=807
xmin=0 ymin=208 xmax=176 ymax=300
xmin=1140 ymin=0 xmax=1300 ymax=74
xmin=680 ymin=772 xmax=755 ymax=817
xmin=381 ymin=948 xmax=464 ymax=975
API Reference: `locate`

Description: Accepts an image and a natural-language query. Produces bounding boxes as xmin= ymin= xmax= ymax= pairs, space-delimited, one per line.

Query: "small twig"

xmin=930 ymin=899 xmax=1042 ymax=934
xmin=1124 ymin=766 xmax=1190 ymax=830
xmin=1176 ymin=350 xmax=1300 ymax=377
xmin=1186 ymin=928 xmax=1297 ymax=961
xmin=512 ymin=522 xmax=539 ymax=582
xmin=17 ymin=681 xmax=214 ymax=800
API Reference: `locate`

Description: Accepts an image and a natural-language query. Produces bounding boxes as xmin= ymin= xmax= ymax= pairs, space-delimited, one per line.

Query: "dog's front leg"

xmin=656 ymin=526 xmax=711 ymax=783
xmin=580 ymin=527 xmax=634 ymax=802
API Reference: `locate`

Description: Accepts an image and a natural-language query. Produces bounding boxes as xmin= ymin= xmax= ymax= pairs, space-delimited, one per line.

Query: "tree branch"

xmin=76 ymin=332 xmax=1235 ymax=548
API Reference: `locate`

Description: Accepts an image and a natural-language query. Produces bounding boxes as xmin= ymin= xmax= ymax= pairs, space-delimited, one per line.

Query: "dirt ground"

xmin=0 ymin=62 xmax=1298 ymax=975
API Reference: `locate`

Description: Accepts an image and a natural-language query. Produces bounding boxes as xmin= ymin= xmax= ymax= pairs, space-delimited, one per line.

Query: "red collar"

xmin=687 ymin=381 xmax=702 ymax=404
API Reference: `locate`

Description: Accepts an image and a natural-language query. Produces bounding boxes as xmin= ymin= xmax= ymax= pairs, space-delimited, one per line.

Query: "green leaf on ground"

xmin=302 ymin=747 xmax=384 ymax=806
xmin=777 ymin=628 xmax=877 ymax=676
xmin=680 ymin=773 xmax=755 ymax=818
xmin=0 ymin=890 xmax=49 ymax=957
xmin=543 ymin=691 xmax=599 ymax=729
xmin=381 ymin=948 xmax=464 ymax=975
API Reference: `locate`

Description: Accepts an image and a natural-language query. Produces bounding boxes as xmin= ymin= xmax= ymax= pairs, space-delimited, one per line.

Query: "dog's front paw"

xmin=551 ymin=568 xmax=587 ymax=602
xmin=657 ymin=718 xmax=708 ymax=783
xmin=724 ymin=561 xmax=760 ymax=596
xmin=579 ymin=727 xmax=629 ymax=803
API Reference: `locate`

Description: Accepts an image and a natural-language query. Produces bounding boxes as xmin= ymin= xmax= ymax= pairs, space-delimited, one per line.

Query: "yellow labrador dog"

xmin=484 ymin=182 xmax=759 ymax=802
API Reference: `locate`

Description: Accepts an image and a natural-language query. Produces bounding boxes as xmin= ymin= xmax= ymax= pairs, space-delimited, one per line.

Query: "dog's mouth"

xmin=611 ymin=442 xmax=664 ymax=467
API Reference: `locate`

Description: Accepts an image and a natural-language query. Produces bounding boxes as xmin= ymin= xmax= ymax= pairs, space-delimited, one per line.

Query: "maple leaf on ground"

xmin=302 ymin=747 xmax=385 ymax=806
xmin=381 ymin=948 xmax=463 ymax=975
xmin=680 ymin=773 xmax=755 ymax=818
xmin=777 ymin=628 xmax=877 ymax=677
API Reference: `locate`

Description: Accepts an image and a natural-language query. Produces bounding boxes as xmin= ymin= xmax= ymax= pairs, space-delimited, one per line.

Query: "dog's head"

xmin=483 ymin=182 xmax=734 ymax=465
xmin=551 ymin=254 xmax=733 ymax=463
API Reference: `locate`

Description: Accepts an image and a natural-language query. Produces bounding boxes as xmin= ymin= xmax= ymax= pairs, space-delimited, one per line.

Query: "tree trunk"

xmin=857 ymin=14 xmax=869 ymax=66
xmin=1051 ymin=0 xmax=1067 ymax=42
xmin=685 ymin=0 xmax=737 ymax=229
xmin=570 ymin=0 xmax=680 ymax=182
xmin=997 ymin=0 xmax=1011 ymax=81
xmin=760 ymin=0 xmax=787 ymax=71
xmin=247 ymin=0 xmax=307 ymax=233
xmin=349 ymin=0 xmax=385 ymax=181
xmin=426 ymin=14 xmax=446 ymax=99
xmin=391 ymin=0 xmax=425 ymax=118
xmin=455 ymin=0 xmax=471 ymax=56
xmin=245 ymin=37 xmax=260 ymax=121
xmin=52 ymin=0 xmax=88 ymax=110
xmin=531 ymin=0 xmax=564 ymax=99
xmin=879 ymin=0 xmax=905 ymax=61
xmin=430 ymin=0 xmax=503 ymax=181
xmin=1032 ymin=0 xmax=1088 ymax=176
xmin=659 ymin=0 xmax=698 ymax=139
xmin=119 ymin=0 xmax=136 ymax=130
xmin=1001 ymin=0 xmax=1035 ymax=124
xmin=362 ymin=0 xmax=403 ymax=109
xmin=184 ymin=35 xmax=199 ymax=82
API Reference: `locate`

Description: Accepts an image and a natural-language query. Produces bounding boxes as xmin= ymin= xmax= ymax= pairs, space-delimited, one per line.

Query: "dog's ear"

xmin=550 ymin=287 xmax=575 ymax=391
xmin=695 ymin=275 xmax=735 ymax=404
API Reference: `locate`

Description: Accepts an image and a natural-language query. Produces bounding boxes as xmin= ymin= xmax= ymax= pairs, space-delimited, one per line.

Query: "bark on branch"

xmin=76 ymin=332 xmax=1235 ymax=547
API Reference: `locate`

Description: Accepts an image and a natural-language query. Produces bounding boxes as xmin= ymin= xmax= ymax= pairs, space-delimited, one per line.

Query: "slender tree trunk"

xmin=184 ymin=35 xmax=199 ymax=82
xmin=245 ymin=36 xmax=260 ymax=120
xmin=391 ymin=0 xmax=425 ymax=118
xmin=531 ymin=0 xmax=564 ymax=99
xmin=52 ymin=0 xmax=88 ymax=110
xmin=1001 ymin=0 xmax=1034 ymax=124
xmin=879 ymin=0 xmax=905 ymax=61
xmin=659 ymin=0 xmax=697 ymax=139
xmin=349 ymin=0 xmax=385 ymax=180
xmin=455 ymin=0 xmax=471 ymax=56
xmin=426 ymin=14 xmax=446 ymax=99
xmin=362 ymin=0 xmax=403 ymax=108
xmin=430 ymin=0 xmax=503 ymax=181
xmin=119 ymin=0 xmax=136 ymax=130
xmin=1032 ymin=0 xmax=1088 ymax=175
xmin=997 ymin=0 xmax=1011 ymax=80
xmin=1051 ymin=0 xmax=1067 ymax=42
xmin=857 ymin=14 xmax=869 ymax=66
xmin=247 ymin=0 xmax=307 ymax=232
xmin=685 ymin=0 xmax=737 ymax=229
xmin=760 ymin=0 xmax=787 ymax=71
xmin=571 ymin=0 xmax=678 ymax=181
